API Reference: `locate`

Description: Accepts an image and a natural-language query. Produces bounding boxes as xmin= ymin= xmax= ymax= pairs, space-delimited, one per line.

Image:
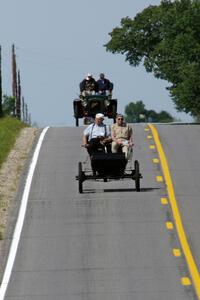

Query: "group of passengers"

xmin=80 ymin=73 xmax=113 ymax=97
xmin=83 ymin=113 xmax=133 ymax=160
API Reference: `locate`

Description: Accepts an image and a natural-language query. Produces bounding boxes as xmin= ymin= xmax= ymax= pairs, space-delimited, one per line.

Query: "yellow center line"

xmin=148 ymin=124 xmax=200 ymax=299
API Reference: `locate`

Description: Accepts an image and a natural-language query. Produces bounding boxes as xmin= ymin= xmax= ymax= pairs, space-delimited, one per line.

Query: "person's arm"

xmin=128 ymin=126 xmax=134 ymax=146
xmin=83 ymin=134 xmax=88 ymax=146
xmin=103 ymin=125 xmax=112 ymax=143
xmin=109 ymin=82 xmax=113 ymax=92
xmin=83 ymin=125 xmax=91 ymax=147
xmin=111 ymin=125 xmax=116 ymax=141
xmin=80 ymin=80 xmax=86 ymax=92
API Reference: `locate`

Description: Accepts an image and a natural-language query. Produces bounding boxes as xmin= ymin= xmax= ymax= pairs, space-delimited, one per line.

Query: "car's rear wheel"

xmin=134 ymin=160 xmax=140 ymax=192
xmin=76 ymin=117 xmax=79 ymax=127
xmin=74 ymin=103 xmax=79 ymax=127
xmin=78 ymin=162 xmax=83 ymax=193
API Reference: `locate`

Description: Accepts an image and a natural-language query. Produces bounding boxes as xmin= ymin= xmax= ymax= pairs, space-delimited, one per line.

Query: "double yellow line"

xmin=149 ymin=124 xmax=200 ymax=299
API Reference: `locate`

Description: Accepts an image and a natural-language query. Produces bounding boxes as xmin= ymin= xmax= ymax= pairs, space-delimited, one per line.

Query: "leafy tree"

xmin=105 ymin=0 xmax=200 ymax=118
xmin=156 ymin=110 xmax=174 ymax=122
xmin=2 ymin=95 xmax=15 ymax=116
xmin=125 ymin=101 xmax=146 ymax=122
xmin=125 ymin=101 xmax=174 ymax=122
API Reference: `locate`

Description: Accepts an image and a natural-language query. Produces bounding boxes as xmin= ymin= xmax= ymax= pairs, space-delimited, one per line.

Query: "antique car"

xmin=76 ymin=149 xmax=142 ymax=193
xmin=73 ymin=94 xmax=117 ymax=126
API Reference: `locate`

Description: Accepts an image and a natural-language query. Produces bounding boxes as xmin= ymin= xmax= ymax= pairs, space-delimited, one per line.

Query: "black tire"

xmin=74 ymin=104 xmax=79 ymax=127
xmin=76 ymin=117 xmax=79 ymax=127
xmin=78 ymin=162 xmax=83 ymax=193
xmin=134 ymin=160 xmax=140 ymax=192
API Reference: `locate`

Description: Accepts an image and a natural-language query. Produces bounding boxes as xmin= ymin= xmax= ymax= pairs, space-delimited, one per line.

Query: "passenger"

xmin=83 ymin=113 xmax=111 ymax=155
xmin=96 ymin=73 xmax=113 ymax=96
xmin=79 ymin=73 xmax=97 ymax=97
xmin=111 ymin=114 xmax=133 ymax=159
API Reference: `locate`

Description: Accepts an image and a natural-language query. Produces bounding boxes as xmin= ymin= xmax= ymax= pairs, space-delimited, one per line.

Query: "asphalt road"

xmin=3 ymin=124 xmax=199 ymax=299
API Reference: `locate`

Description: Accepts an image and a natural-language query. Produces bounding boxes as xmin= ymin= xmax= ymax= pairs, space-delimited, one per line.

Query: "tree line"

xmin=125 ymin=100 xmax=174 ymax=123
xmin=0 ymin=45 xmax=31 ymax=124
xmin=105 ymin=0 xmax=200 ymax=121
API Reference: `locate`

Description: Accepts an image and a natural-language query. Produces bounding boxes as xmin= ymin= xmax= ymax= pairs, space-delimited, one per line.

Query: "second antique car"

xmin=73 ymin=93 xmax=117 ymax=126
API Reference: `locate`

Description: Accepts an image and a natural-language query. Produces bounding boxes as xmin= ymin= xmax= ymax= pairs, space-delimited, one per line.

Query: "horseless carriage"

xmin=73 ymin=93 xmax=117 ymax=127
xmin=76 ymin=144 xmax=142 ymax=194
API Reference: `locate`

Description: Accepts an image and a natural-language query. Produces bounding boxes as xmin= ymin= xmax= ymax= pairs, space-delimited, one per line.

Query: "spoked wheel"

xmin=78 ymin=162 xmax=83 ymax=193
xmin=134 ymin=160 xmax=140 ymax=192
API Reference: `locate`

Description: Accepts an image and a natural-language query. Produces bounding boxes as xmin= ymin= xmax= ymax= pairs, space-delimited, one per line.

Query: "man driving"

xmin=79 ymin=73 xmax=97 ymax=97
xmin=83 ymin=113 xmax=111 ymax=155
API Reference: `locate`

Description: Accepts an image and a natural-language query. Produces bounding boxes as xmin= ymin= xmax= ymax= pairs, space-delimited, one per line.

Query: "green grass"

xmin=0 ymin=117 xmax=27 ymax=168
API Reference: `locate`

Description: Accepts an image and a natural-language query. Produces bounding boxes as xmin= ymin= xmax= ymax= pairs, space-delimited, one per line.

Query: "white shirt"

xmin=84 ymin=123 xmax=110 ymax=141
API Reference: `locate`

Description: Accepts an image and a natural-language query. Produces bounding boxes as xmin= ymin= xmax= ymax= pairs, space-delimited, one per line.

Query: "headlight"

xmin=104 ymin=99 xmax=110 ymax=107
xmin=82 ymin=100 xmax=87 ymax=107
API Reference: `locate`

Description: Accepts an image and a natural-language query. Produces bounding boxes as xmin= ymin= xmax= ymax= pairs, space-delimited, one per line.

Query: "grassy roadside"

xmin=0 ymin=117 xmax=27 ymax=169
xmin=0 ymin=117 xmax=28 ymax=239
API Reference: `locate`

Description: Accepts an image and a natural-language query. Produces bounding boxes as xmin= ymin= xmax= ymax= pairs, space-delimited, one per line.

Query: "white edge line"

xmin=0 ymin=126 xmax=49 ymax=300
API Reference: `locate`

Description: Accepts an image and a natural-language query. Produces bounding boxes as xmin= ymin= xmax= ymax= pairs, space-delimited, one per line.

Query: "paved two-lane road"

xmin=2 ymin=125 xmax=199 ymax=299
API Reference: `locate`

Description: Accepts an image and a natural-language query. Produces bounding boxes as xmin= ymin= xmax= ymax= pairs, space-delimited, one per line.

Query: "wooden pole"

xmin=16 ymin=70 xmax=21 ymax=119
xmin=22 ymin=96 xmax=25 ymax=122
xmin=12 ymin=44 xmax=17 ymax=116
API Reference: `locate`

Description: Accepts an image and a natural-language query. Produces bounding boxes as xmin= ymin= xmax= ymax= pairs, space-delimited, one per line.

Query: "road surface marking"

xmin=181 ymin=277 xmax=191 ymax=286
xmin=149 ymin=124 xmax=200 ymax=299
xmin=153 ymin=158 xmax=159 ymax=163
xmin=173 ymin=248 xmax=181 ymax=257
xmin=0 ymin=127 xmax=49 ymax=300
xmin=156 ymin=175 xmax=163 ymax=182
xmin=166 ymin=222 xmax=174 ymax=230
xmin=147 ymin=135 xmax=153 ymax=139
xmin=149 ymin=145 xmax=155 ymax=149
xmin=161 ymin=197 xmax=168 ymax=205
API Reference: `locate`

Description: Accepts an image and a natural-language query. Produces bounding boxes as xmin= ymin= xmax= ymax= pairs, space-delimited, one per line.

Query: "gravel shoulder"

xmin=0 ymin=127 xmax=39 ymax=273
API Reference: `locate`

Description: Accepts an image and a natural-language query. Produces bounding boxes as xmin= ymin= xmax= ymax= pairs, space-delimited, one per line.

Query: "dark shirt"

xmin=80 ymin=78 xmax=97 ymax=92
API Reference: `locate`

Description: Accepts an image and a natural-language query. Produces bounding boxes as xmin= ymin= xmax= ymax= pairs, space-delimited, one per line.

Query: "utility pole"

xmin=28 ymin=113 xmax=31 ymax=126
xmin=12 ymin=44 xmax=17 ymax=116
xmin=0 ymin=45 xmax=3 ymax=117
xmin=22 ymin=96 xmax=25 ymax=122
xmin=16 ymin=70 xmax=21 ymax=120
xmin=25 ymin=103 xmax=28 ymax=123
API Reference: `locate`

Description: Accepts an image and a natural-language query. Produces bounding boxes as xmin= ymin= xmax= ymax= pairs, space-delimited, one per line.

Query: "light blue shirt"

xmin=84 ymin=123 xmax=110 ymax=141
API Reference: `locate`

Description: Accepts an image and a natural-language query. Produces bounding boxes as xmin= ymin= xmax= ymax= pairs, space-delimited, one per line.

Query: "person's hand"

xmin=129 ymin=141 xmax=134 ymax=147
xmin=82 ymin=144 xmax=89 ymax=148
xmin=116 ymin=139 xmax=123 ymax=145
xmin=97 ymin=136 xmax=104 ymax=141
xmin=103 ymin=137 xmax=112 ymax=144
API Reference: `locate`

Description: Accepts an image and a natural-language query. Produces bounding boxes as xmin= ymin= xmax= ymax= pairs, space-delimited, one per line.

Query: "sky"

xmin=0 ymin=0 xmax=193 ymax=127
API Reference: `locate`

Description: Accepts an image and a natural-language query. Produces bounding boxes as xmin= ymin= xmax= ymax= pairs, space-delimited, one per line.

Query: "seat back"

xmin=91 ymin=153 xmax=127 ymax=176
